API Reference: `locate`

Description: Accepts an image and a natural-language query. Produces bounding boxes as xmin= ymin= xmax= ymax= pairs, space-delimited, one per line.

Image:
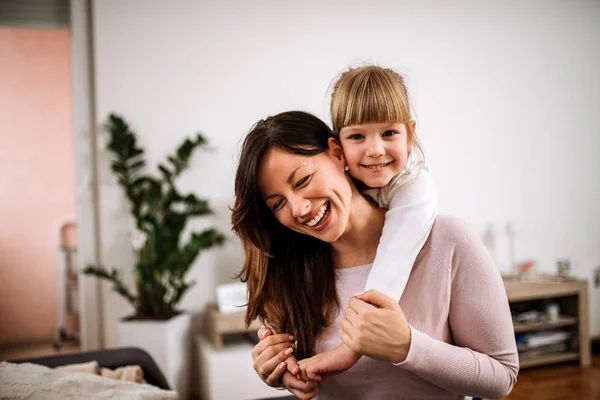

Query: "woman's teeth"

xmin=305 ymin=202 xmax=330 ymax=227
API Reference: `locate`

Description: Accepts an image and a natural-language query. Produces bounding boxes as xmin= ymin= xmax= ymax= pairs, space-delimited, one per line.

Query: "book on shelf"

xmin=518 ymin=343 xmax=569 ymax=359
xmin=516 ymin=330 xmax=572 ymax=351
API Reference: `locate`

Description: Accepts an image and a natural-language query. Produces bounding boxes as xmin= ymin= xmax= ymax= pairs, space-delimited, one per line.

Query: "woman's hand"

xmin=340 ymin=290 xmax=412 ymax=364
xmin=251 ymin=328 xmax=297 ymax=386
xmin=253 ymin=327 xmax=319 ymax=398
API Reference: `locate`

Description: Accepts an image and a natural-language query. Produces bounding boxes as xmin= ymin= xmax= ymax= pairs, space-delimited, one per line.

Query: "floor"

xmin=502 ymin=355 xmax=600 ymax=400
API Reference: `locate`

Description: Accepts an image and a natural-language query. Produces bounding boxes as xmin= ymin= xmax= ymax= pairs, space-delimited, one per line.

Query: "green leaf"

xmin=129 ymin=160 xmax=146 ymax=171
xmin=194 ymin=133 xmax=207 ymax=146
xmin=176 ymin=139 xmax=194 ymax=161
xmin=82 ymin=265 xmax=137 ymax=306
xmin=158 ymin=164 xmax=172 ymax=179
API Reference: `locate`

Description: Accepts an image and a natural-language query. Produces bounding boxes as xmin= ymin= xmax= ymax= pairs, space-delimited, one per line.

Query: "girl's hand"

xmin=281 ymin=371 xmax=319 ymax=399
xmin=340 ymin=290 xmax=412 ymax=363
xmin=297 ymin=343 xmax=360 ymax=380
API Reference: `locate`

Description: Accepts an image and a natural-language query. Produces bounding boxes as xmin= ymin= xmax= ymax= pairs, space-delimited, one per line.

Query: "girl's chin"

xmin=364 ymin=175 xmax=394 ymax=187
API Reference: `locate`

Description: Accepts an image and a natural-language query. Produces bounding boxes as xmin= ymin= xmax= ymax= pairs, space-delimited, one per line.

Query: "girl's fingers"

xmin=285 ymin=355 xmax=300 ymax=376
xmin=282 ymin=372 xmax=319 ymax=399
xmin=306 ymin=366 xmax=322 ymax=381
xmin=300 ymin=365 xmax=311 ymax=381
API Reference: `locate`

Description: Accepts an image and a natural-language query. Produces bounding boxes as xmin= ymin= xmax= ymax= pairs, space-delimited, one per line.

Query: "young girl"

xmin=295 ymin=65 xmax=438 ymax=379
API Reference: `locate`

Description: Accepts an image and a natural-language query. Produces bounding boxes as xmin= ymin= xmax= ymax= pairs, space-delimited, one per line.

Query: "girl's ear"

xmin=328 ymin=137 xmax=345 ymax=163
xmin=407 ymin=120 xmax=417 ymax=155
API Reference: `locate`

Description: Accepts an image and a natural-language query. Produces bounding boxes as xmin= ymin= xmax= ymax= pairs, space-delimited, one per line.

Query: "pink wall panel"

xmin=0 ymin=27 xmax=75 ymax=344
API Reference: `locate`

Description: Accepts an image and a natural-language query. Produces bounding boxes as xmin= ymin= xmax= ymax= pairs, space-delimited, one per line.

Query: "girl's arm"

xmin=364 ymin=166 xmax=437 ymax=302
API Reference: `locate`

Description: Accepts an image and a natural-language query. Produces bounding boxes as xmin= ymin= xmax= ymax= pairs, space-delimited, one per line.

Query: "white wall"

xmin=87 ymin=0 xmax=600 ymax=345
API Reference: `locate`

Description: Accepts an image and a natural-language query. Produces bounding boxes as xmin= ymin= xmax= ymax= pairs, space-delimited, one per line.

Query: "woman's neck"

xmin=331 ymin=186 xmax=385 ymax=269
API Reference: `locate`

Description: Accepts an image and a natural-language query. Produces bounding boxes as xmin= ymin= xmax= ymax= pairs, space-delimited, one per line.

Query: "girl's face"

xmin=338 ymin=121 xmax=414 ymax=188
xmin=258 ymin=140 xmax=353 ymax=243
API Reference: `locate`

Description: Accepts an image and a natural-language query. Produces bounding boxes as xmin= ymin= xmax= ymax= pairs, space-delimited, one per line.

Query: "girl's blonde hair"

xmin=330 ymin=65 xmax=424 ymax=159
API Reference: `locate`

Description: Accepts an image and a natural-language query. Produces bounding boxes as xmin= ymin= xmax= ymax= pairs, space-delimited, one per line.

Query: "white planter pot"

xmin=118 ymin=312 xmax=191 ymax=400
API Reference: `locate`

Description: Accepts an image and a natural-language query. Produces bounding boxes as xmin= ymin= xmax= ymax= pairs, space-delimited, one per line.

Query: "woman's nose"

xmin=290 ymin=196 xmax=310 ymax=218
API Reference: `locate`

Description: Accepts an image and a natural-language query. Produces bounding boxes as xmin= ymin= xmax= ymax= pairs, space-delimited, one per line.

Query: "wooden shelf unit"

xmin=503 ymin=276 xmax=590 ymax=369
xmin=513 ymin=316 xmax=577 ymax=333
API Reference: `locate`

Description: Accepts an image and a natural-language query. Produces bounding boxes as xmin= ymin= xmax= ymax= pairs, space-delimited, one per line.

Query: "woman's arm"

xmin=341 ymin=220 xmax=518 ymax=398
xmin=395 ymin=220 xmax=519 ymax=399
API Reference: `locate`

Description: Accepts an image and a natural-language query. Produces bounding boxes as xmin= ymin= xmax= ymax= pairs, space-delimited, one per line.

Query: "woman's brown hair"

xmin=231 ymin=111 xmax=339 ymax=359
xmin=330 ymin=65 xmax=425 ymax=160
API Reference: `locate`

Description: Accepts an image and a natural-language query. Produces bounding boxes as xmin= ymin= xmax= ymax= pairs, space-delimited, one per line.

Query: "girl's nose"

xmin=365 ymin=139 xmax=385 ymax=157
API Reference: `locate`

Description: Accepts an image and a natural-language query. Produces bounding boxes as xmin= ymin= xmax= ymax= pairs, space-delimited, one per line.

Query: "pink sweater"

xmin=315 ymin=216 xmax=519 ymax=400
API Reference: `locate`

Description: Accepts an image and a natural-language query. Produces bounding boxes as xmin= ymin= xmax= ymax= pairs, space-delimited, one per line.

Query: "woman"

xmin=231 ymin=111 xmax=518 ymax=399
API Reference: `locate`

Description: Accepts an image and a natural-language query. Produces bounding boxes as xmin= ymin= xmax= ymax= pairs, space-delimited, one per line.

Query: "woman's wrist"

xmin=390 ymin=324 xmax=412 ymax=364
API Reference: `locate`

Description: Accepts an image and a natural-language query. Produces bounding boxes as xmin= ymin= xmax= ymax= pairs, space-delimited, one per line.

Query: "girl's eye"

xmin=295 ymin=175 xmax=311 ymax=188
xmin=382 ymin=130 xmax=397 ymax=137
xmin=348 ymin=134 xmax=364 ymax=140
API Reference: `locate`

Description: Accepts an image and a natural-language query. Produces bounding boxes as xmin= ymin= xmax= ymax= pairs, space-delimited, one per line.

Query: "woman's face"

xmin=258 ymin=141 xmax=353 ymax=243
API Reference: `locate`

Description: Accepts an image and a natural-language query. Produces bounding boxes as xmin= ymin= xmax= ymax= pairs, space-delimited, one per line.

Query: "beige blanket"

xmin=54 ymin=360 xmax=146 ymax=384
xmin=0 ymin=362 xmax=179 ymax=399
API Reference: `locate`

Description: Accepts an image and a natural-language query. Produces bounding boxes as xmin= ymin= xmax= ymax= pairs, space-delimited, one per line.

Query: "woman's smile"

xmin=303 ymin=200 xmax=332 ymax=231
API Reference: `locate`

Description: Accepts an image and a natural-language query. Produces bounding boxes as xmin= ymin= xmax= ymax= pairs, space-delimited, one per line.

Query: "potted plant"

xmin=83 ymin=114 xmax=225 ymax=398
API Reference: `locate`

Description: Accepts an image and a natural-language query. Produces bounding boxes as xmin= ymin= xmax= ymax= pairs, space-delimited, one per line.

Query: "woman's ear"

xmin=328 ymin=137 xmax=344 ymax=162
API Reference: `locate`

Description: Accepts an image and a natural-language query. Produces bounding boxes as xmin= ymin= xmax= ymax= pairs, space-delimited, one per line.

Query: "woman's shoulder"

xmin=421 ymin=215 xmax=486 ymax=267
xmin=428 ymin=215 xmax=476 ymax=243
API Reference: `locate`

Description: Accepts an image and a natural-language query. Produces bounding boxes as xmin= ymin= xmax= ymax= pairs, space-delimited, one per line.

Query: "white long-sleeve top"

xmin=362 ymin=155 xmax=438 ymax=302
